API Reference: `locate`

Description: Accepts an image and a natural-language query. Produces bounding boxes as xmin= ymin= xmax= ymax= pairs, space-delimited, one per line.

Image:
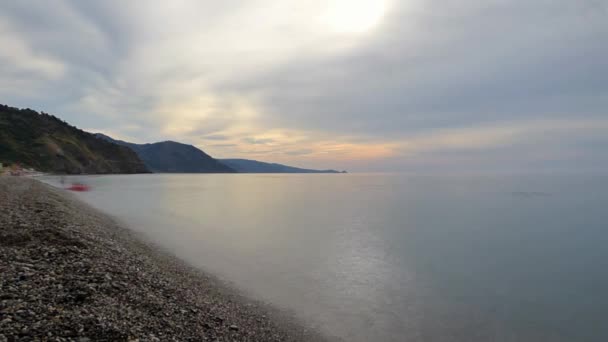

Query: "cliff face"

xmin=0 ymin=104 xmax=149 ymax=174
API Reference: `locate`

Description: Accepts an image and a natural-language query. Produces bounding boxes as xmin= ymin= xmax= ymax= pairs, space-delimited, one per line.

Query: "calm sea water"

xmin=41 ymin=173 xmax=608 ymax=341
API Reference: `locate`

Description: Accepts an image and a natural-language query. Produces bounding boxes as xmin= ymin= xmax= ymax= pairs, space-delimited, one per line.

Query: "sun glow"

xmin=321 ymin=0 xmax=388 ymax=34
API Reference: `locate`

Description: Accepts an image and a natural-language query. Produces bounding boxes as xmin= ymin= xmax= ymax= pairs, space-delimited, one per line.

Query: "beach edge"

xmin=0 ymin=177 xmax=329 ymax=341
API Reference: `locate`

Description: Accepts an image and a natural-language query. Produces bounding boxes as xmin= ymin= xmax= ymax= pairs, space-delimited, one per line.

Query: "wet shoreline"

xmin=0 ymin=177 xmax=327 ymax=341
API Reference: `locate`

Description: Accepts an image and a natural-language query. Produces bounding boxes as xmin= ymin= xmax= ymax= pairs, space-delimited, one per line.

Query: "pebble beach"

xmin=0 ymin=177 xmax=326 ymax=342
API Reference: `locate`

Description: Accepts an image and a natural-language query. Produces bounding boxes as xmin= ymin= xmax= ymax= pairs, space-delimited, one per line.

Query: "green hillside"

xmin=0 ymin=104 xmax=148 ymax=174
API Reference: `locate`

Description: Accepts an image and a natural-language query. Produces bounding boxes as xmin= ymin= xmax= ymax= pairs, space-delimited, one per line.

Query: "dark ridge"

xmin=0 ymin=104 xmax=148 ymax=174
xmin=219 ymin=158 xmax=346 ymax=174
xmin=95 ymin=133 xmax=235 ymax=173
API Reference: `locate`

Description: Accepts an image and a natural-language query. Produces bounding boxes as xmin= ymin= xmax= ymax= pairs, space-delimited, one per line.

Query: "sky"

xmin=1 ymin=0 xmax=607 ymax=172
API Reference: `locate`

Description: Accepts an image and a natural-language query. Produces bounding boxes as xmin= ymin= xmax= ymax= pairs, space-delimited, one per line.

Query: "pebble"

xmin=0 ymin=177 xmax=326 ymax=342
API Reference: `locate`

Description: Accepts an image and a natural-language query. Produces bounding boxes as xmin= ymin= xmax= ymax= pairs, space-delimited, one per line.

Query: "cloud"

xmin=0 ymin=17 xmax=65 ymax=92
xmin=202 ymin=134 xmax=230 ymax=141
xmin=0 ymin=0 xmax=606 ymax=171
xmin=396 ymin=118 xmax=608 ymax=155
xmin=285 ymin=149 xmax=314 ymax=156
xmin=242 ymin=137 xmax=276 ymax=145
xmin=249 ymin=1 xmax=608 ymax=138
xmin=209 ymin=143 xmax=238 ymax=148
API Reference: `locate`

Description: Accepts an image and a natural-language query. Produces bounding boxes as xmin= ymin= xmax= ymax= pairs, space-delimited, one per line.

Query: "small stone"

xmin=0 ymin=178 xmax=316 ymax=342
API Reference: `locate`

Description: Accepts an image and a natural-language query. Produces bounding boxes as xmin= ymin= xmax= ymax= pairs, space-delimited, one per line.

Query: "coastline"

xmin=0 ymin=177 xmax=328 ymax=341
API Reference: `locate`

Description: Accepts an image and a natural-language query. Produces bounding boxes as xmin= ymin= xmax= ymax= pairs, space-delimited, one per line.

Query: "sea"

xmin=40 ymin=173 xmax=608 ymax=341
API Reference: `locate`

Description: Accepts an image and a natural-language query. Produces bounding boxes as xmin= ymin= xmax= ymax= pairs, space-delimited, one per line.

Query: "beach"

xmin=0 ymin=177 xmax=326 ymax=342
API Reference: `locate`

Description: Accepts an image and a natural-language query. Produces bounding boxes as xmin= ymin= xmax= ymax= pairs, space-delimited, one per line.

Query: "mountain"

xmin=219 ymin=159 xmax=346 ymax=173
xmin=95 ymin=134 xmax=235 ymax=173
xmin=0 ymin=104 xmax=148 ymax=174
xmin=95 ymin=134 xmax=345 ymax=174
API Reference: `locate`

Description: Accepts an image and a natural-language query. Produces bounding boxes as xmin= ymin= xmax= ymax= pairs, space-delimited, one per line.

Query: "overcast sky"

xmin=1 ymin=0 xmax=606 ymax=171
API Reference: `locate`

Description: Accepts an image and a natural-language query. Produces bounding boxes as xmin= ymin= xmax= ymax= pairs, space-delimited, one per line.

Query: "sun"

xmin=321 ymin=0 xmax=388 ymax=34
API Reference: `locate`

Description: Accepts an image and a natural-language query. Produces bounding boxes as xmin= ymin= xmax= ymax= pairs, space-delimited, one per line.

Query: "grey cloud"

xmin=203 ymin=134 xmax=230 ymax=141
xmin=0 ymin=2 xmax=122 ymax=73
xmin=237 ymin=1 xmax=608 ymax=137
xmin=209 ymin=143 xmax=238 ymax=148
xmin=185 ymin=117 xmax=238 ymax=138
xmin=0 ymin=0 xmax=606 ymax=171
xmin=285 ymin=149 xmax=313 ymax=156
xmin=242 ymin=137 xmax=275 ymax=145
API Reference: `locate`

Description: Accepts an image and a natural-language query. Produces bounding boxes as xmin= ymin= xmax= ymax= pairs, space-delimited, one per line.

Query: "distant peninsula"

xmin=0 ymin=103 xmax=345 ymax=174
xmin=220 ymin=159 xmax=346 ymax=174
xmin=97 ymin=134 xmax=346 ymax=174
xmin=95 ymin=134 xmax=235 ymax=173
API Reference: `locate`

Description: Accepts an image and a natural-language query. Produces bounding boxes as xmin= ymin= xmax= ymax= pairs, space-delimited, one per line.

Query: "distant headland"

xmin=0 ymin=104 xmax=346 ymax=175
